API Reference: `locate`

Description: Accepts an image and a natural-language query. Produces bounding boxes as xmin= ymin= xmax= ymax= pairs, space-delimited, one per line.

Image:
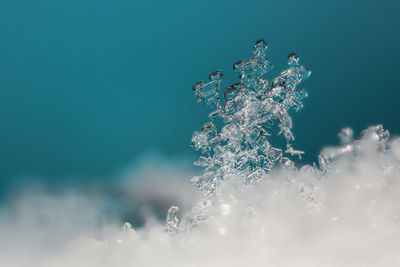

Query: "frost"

xmin=191 ymin=39 xmax=311 ymax=197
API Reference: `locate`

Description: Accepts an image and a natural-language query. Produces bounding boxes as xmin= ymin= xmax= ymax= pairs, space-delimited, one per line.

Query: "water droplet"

xmin=254 ymin=39 xmax=267 ymax=52
xmin=192 ymin=81 xmax=204 ymax=92
xmin=288 ymin=53 xmax=299 ymax=66
xmin=209 ymin=70 xmax=223 ymax=81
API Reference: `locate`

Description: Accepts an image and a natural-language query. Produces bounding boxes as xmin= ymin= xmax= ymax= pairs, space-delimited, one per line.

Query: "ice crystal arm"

xmin=192 ymin=70 xmax=223 ymax=110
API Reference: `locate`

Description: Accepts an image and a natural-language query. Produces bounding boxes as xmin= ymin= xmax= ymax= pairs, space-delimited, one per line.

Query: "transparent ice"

xmin=190 ymin=40 xmax=311 ymax=196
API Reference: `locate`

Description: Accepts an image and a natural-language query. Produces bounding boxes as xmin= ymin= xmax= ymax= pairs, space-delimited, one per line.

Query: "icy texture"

xmin=191 ymin=39 xmax=311 ymax=197
xmin=318 ymin=125 xmax=390 ymax=173
xmin=166 ymin=206 xmax=180 ymax=233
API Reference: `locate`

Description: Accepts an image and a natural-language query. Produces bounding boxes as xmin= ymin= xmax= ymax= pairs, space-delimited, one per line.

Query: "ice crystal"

xmin=166 ymin=206 xmax=180 ymax=233
xmin=151 ymin=41 xmax=394 ymax=245
xmin=190 ymin=39 xmax=311 ymax=197
xmin=318 ymin=125 xmax=390 ymax=172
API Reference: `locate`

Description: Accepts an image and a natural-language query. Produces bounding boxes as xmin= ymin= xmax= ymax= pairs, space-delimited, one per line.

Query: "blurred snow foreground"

xmin=2 ymin=40 xmax=400 ymax=267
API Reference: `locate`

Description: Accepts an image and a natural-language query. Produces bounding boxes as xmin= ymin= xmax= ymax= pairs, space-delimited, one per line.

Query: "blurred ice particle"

xmin=166 ymin=206 xmax=180 ymax=233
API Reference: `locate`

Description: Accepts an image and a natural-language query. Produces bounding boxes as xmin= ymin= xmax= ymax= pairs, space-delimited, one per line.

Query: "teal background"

xmin=1 ymin=0 xmax=399 ymax=194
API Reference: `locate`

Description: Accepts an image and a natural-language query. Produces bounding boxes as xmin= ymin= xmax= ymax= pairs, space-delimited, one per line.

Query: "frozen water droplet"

xmin=209 ymin=70 xmax=223 ymax=81
xmin=288 ymin=53 xmax=299 ymax=66
xmin=254 ymin=39 xmax=267 ymax=53
xmin=192 ymin=81 xmax=204 ymax=92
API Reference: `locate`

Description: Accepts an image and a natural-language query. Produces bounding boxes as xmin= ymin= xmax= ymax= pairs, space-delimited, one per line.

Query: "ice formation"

xmin=167 ymin=40 xmax=312 ymax=231
xmin=190 ymin=40 xmax=311 ymax=196
xmin=163 ymin=40 xmax=399 ymax=243
xmin=318 ymin=125 xmax=390 ymax=172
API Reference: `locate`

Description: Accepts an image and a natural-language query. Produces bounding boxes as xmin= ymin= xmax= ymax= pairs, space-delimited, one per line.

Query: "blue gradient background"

xmin=0 ymin=0 xmax=399 ymax=196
